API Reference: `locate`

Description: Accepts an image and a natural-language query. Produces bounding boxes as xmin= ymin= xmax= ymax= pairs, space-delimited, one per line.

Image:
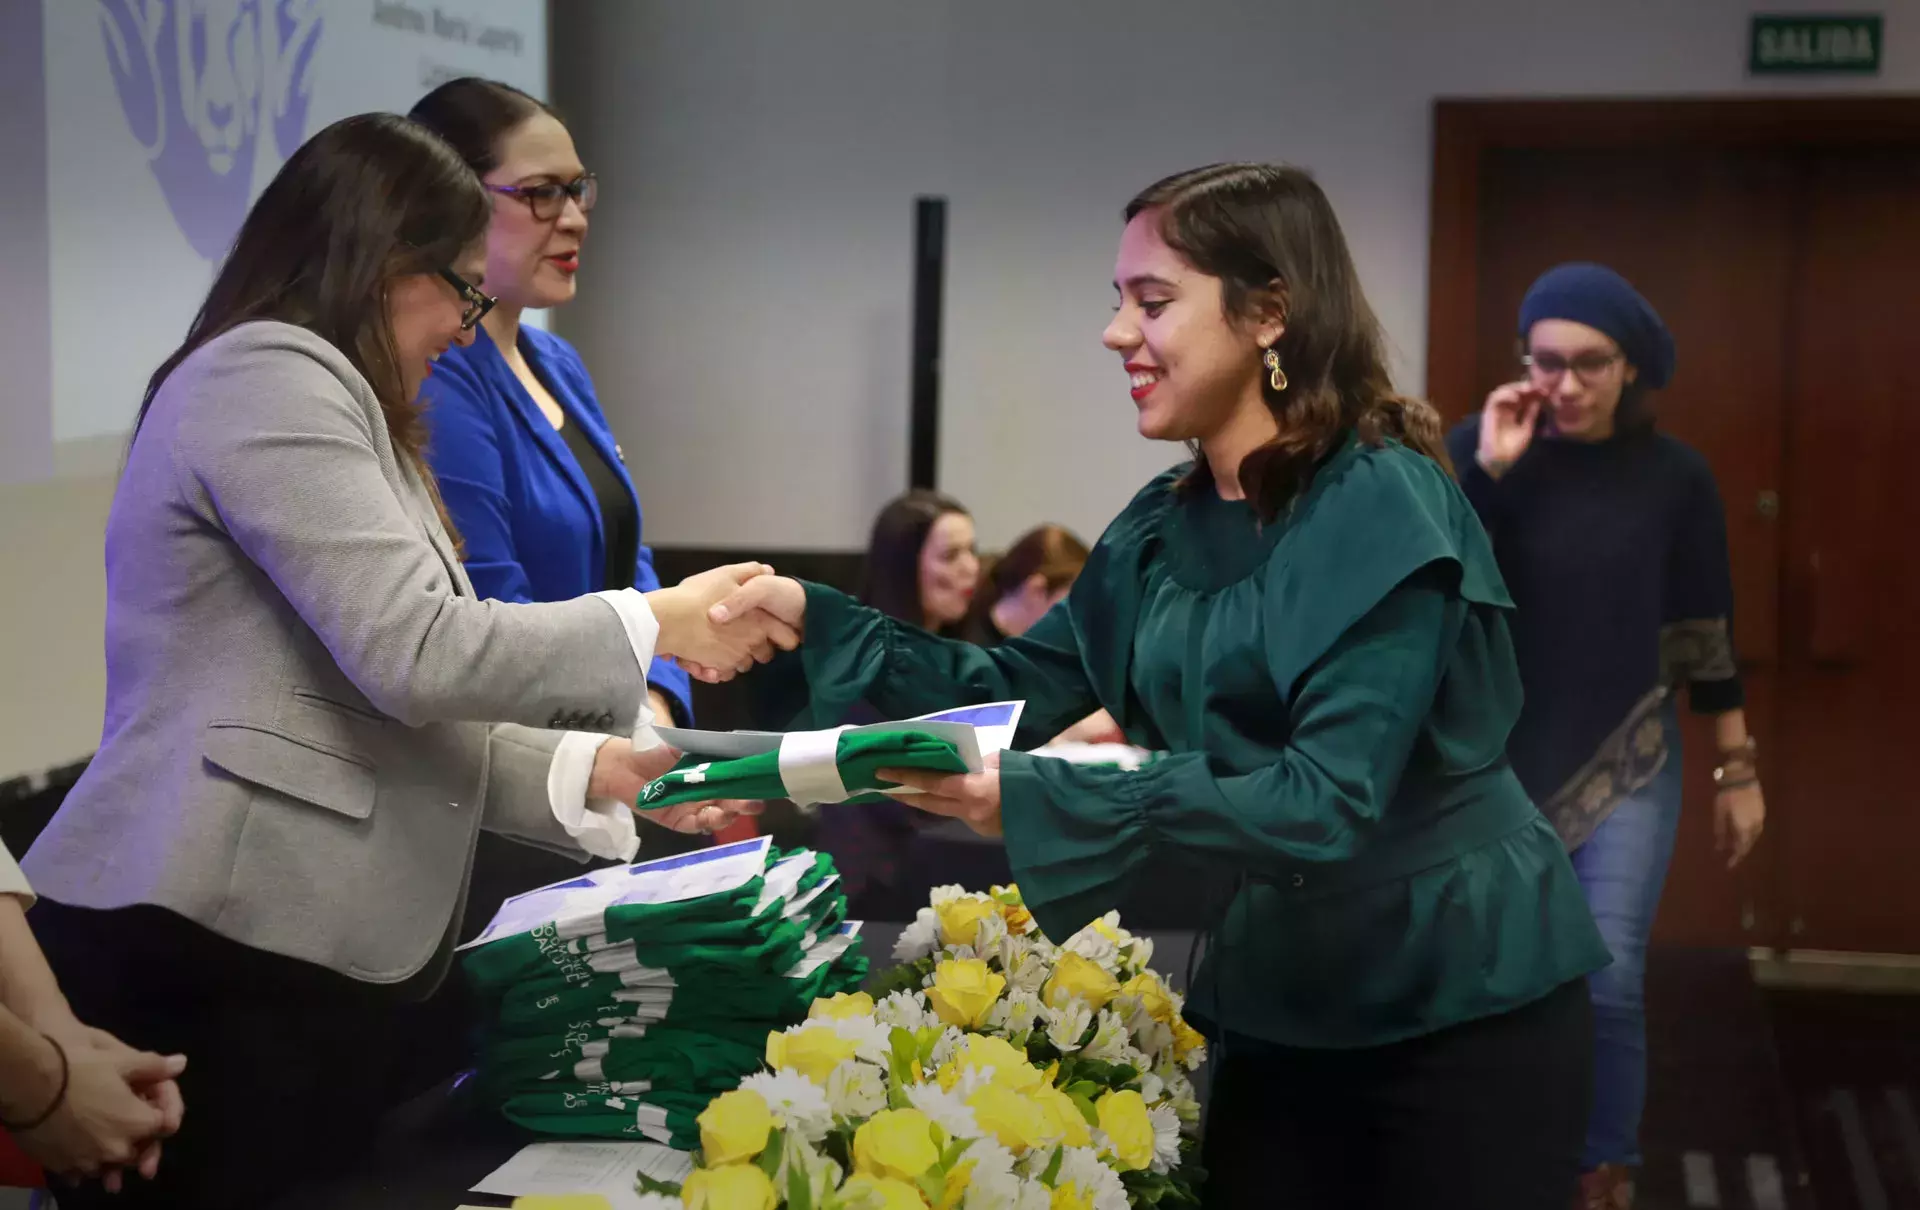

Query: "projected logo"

xmin=95 ymin=0 xmax=324 ymax=260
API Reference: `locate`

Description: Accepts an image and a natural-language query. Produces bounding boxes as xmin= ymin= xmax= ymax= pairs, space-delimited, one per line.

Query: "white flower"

xmin=1061 ymin=921 xmax=1120 ymax=969
xmin=1127 ymin=934 xmax=1155 ymax=974
xmin=824 ymin=1014 xmax=894 ymax=1066
xmin=945 ymin=943 xmax=980 ymax=963
xmin=928 ymin=1025 xmax=969 ymax=1070
xmin=773 ymin=1131 xmax=844 ymax=1204
xmin=737 ymin=1069 xmax=833 ymax=1143
xmin=1041 ymin=999 xmax=1093 ymax=1054
xmin=1139 ymin=1071 xmax=1166 ymax=1104
xmin=955 ymin=1138 xmax=1028 ymax=1210
xmin=893 ymin=908 xmax=941 ymax=961
xmin=1004 ymin=951 xmax=1051 ymax=995
xmin=973 ymin=909 xmax=1009 ymax=955
xmin=1055 ymin=1145 xmax=1130 ymax=1210
xmin=632 ymin=1196 xmax=683 ymax=1210
xmin=986 ymin=988 xmax=1042 ymax=1039
xmin=824 ymin=1060 xmax=889 ymax=1119
xmin=905 ymin=1081 xmax=982 ymax=1140
xmin=1148 ymin=1102 xmax=1182 ymax=1174
xmin=1083 ymin=1010 xmax=1148 ymax=1068
xmin=929 ymin=884 xmax=971 ymax=905
xmin=872 ymin=989 xmax=937 ymax=1032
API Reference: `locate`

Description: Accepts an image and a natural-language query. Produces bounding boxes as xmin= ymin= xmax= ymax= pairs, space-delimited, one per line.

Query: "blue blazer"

xmin=422 ymin=323 xmax=693 ymax=721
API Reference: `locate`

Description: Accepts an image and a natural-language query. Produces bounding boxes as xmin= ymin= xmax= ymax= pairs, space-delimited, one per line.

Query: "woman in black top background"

xmin=1446 ymin=263 xmax=1767 ymax=1210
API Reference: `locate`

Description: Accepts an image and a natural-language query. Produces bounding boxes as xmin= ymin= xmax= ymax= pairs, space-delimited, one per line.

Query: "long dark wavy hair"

xmin=861 ymin=489 xmax=971 ymax=632
xmin=133 ymin=112 xmax=490 ymax=471
xmin=1125 ymin=163 xmax=1448 ymax=522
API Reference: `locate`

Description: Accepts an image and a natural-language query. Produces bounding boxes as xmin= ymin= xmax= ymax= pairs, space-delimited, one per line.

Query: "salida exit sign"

xmin=1750 ymin=14 xmax=1883 ymax=74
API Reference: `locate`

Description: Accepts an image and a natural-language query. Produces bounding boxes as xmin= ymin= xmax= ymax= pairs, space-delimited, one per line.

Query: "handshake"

xmin=647 ymin=563 xmax=809 ymax=684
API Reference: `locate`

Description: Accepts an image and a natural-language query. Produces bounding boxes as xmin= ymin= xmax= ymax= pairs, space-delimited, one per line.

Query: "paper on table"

xmin=458 ymin=837 xmax=773 ymax=950
xmin=471 ymin=1141 xmax=693 ymax=1209
xmin=655 ymin=701 xmax=1027 ymax=776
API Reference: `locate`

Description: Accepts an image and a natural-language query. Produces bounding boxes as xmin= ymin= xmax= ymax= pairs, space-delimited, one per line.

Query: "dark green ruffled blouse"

xmin=779 ymin=438 xmax=1608 ymax=1048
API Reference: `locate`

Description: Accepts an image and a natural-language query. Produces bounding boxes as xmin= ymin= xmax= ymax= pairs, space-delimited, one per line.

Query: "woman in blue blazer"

xmin=410 ymin=79 xmax=693 ymax=727
xmin=410 ymin=80 xmax=701 ymax=925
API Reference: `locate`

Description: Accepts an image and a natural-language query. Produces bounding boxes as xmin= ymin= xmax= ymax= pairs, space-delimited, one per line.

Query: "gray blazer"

xmin=24 ymin=322 xmax=647 ymax=986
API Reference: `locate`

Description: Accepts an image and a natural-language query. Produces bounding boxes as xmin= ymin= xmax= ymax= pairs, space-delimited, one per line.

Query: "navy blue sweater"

xmin=1446 ymin=419 xmax=1743 ymax=802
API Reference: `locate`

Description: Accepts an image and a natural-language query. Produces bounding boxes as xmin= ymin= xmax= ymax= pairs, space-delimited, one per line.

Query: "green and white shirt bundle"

xmin=458 ymin=836 xmax=867 ymax=1149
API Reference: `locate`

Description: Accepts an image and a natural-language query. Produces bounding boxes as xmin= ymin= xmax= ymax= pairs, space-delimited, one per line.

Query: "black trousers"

xmin=30 ymin=900 xmax=477 ymax=1210
xmin=1200 ymin=978 xmax=1593 ymax=1209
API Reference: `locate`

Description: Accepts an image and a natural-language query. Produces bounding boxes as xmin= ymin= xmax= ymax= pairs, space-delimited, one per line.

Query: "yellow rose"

xmin=511 ymin=1198 xmax=615 ymax=1210
xmin=681 ymin=1163 xmax=778 ymax=1210
xmin=991 ymin=885 xmax=1036 ymax=936
xmin=966 ymin=1083 xmax=1050 ymax=1154
xmin=809 ymin=991 xmax=877 ymax=1021
xmin=1000 ymin=901 xmax=1036 ymax=936
xmin=925 ymin=958 xmax=1006 ymax=1029
xmin=842 ymin=1173 xmax=931 ymax=1210
xmin=765 ymin=1024 xmax=860 ymax=1085
xmin=935 ymin=896 xmax=1001 ymax=949
xmin=853 ymin=1108 xmax=941 ymax=1183
xmin=1042 ymin=951 xmax=1119 ymax=1012
xmin=696 ymin=1088 xmax=773 ymax=1167
xmin=1051 ymin=1184 xmax=1096 ymax=1210
xmin=1030 ymin=1082 xmax=1092 ymax=1148
xmin=1119 ymin=972 xmax=1176 ymax=1024
xmin=1171 ymin=1017 xmax=1208 ymax=1062
xmin=955 ymin=1034 xmax=1044 ymax=1094
xmin=1096 ymin=1090 xmax=1155 ymax=1172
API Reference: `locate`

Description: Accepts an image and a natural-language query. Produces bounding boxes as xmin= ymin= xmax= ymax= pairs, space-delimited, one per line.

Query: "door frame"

xmin=1425 ymin=96 xmax=1920 ymax=420
xmin=1423 ymin=95 xmax=1920 ymax=961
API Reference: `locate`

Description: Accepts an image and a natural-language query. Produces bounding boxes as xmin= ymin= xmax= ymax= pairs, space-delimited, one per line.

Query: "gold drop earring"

xmin=1263 ymin=347 xmax=1288 ymax=392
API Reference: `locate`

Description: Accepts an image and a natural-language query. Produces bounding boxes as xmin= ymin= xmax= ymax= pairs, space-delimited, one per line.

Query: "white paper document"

xmin=471 ymin=1140 xmax=693 ymax=1208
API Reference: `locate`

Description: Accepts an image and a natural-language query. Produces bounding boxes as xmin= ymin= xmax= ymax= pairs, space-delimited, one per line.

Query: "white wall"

xmin=554 ymin=0 xmax=1919 ymax=553
xmin=0 ymin=0 xmax=546 ymax=781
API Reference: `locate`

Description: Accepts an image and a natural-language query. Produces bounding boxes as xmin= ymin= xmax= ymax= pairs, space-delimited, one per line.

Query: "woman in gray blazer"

xmin=21 ymin=113 xmax=786 ymax=1209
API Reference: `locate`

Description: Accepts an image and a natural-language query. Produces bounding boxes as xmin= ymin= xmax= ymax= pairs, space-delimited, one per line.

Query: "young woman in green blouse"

xmin=704 ymin=163 xmax=1610 ymax=1208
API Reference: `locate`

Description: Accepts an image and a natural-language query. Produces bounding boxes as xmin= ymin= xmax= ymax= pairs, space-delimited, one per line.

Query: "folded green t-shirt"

xmin=639 ymin=729 xmax=972 ymax=808
xmin=479 ymin=1025 xmax=767 ymax=1096
xmin=500 ymin=1083 xmax=710 ymax=1148
xmin=486 ymin=944 xmax=868 ymax=1036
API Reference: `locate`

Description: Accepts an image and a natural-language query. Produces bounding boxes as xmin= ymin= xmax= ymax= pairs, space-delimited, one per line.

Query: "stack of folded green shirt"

xmin=459 ymin=837 xmax=867 ymax=1148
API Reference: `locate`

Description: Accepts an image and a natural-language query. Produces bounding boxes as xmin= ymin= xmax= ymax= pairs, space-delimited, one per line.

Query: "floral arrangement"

xmin=638 ymin=884 xmax=1207 ymax=1210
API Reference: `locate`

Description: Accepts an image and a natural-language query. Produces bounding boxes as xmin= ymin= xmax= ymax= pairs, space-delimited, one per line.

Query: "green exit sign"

xmin=1750 ymin=14 xmax=1883 ymax=75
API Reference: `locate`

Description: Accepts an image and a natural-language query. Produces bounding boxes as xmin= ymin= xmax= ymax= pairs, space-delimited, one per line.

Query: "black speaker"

xmin=909 ymin=196 xmax=947 ymax=490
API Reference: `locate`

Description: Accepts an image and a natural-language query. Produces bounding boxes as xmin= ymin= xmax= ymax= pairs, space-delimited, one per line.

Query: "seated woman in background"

xmin=408 ymin=78 xmax=709 ymax=929
xmin=861 ymin=489 xmax=981 ymax=636
xmin=966 ymin=524 xmax=1123 ymax=746
xmin=961 ymin=522 xmax=1088 ymax=645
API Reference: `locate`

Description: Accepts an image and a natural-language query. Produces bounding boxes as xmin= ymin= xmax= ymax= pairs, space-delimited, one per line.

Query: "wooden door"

xmin=1469 ymin=146 xmax=1796 ymax=947
xmin=1773 ymin=147 xmax=1920 ymax=952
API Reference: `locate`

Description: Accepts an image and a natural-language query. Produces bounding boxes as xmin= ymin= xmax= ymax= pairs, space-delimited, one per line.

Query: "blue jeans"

xmin=1568 ymin=708 xmax=1685 ymax=1170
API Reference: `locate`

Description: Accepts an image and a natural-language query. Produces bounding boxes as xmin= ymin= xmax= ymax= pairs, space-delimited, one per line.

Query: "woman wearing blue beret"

xmin=1445 ymin=263 xmax=1767 ymax=1209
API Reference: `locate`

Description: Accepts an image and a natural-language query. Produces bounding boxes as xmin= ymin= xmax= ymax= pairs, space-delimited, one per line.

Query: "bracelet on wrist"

xmin=0 ymin=1033 xmax=68 ymax=1133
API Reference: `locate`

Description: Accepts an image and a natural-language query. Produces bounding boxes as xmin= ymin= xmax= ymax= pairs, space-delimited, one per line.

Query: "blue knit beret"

xmin=1518 ymin=263 xmax=1676 ymax=390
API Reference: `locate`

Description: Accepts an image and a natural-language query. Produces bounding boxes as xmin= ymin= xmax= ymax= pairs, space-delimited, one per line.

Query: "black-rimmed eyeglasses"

xmin=437 ymin=267 xmax=496 ymax=331
xmin=1522 ymin=350 xmax=1623 ymax=385
xmin=486 ymin=174 xmax=598 ymax=222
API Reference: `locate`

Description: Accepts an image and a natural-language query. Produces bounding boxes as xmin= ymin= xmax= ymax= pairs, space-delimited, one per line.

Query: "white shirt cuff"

xmin=591 ymin=589 xmax=664 ymax=751
xmin=546 ymin=731 xmax=641 ymax=862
